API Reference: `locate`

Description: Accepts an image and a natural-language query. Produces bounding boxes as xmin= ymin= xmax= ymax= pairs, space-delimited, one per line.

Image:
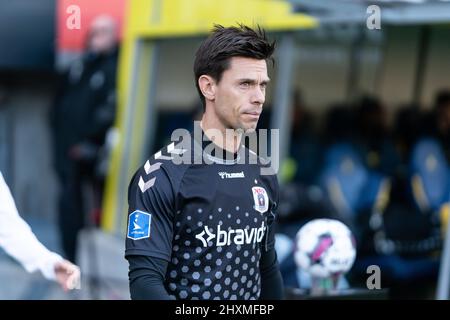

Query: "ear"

xmin=198 ymin=75 xmax=216 ymax=102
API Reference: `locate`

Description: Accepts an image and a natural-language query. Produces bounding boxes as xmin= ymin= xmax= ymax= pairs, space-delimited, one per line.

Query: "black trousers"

xmin=57 ymin=161 xmax=103 ymax=263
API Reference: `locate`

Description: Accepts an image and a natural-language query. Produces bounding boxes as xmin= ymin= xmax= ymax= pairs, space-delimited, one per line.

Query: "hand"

xmin=54 ymin=260 xmax=81 ymax=291
xmin=68 ymin=143 xmax=97 ymax=161
xmin=68 ymin=144 xmax=83 ymax=160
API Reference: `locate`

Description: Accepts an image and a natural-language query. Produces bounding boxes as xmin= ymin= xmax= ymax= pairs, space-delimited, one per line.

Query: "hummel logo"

xmin=218 ymin=171 xmax=245 ymax=179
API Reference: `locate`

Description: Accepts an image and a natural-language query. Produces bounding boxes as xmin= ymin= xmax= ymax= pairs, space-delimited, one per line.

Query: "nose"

xmin=251 ymin=86 xmax=265 ymax=106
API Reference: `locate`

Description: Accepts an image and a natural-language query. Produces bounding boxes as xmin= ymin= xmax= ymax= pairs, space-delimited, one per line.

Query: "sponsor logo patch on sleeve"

xmin=127 ymin=210 xmax=152 ymax=240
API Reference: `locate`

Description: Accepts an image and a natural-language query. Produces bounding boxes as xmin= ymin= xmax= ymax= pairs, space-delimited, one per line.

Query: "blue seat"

xmin=350 ymin=138 xmax=447 ymax=291
xmin=409 ymin=137 xmax=450 ymax=212
xmin=318 ymin=143 xmax=386 ymax=220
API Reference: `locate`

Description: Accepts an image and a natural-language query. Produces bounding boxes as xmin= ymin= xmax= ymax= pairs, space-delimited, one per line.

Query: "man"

xmin=0 ymin=171 xmax=80 ymax=292
xmin=434 ymin=90 xmax=450 ymax=150
xmin=125 ymin=24 xmax=283 ymax=300
xmin=50 ymin=15 xmax=119 ymax=263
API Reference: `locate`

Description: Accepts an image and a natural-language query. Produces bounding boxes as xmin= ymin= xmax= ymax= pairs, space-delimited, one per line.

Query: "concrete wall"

xmin=0 ymin=74 xmax=58 ymax=221
xmin=153 ymin=25 xmax=450 ymax=114
xmin=378 ymin=26 xmax=422 ymax=109
xmin=421 ymin=26 xmax=450 ymax=108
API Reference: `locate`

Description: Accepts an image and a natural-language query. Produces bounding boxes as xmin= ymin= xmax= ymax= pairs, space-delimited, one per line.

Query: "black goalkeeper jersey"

xmin=125 ymin=128 xmax=279 ymax=300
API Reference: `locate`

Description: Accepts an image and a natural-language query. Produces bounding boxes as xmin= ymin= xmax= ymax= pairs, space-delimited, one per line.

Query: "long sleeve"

xmin=0 ymin=172 xmax=62 ymax=280
xmin=260 ymin=246 xmax=284 ymax=300
xmin=127 ymin=255 xmax=174 ymax=300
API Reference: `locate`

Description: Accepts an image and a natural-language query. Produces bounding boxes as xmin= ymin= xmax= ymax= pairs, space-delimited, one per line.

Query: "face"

xmin=208 ymin=57 xmax=269 ymax=132
xmin=88 ymin=17 xmax=117 ymax=54
xmin=438 ymin=104 xmax=450 ymax=135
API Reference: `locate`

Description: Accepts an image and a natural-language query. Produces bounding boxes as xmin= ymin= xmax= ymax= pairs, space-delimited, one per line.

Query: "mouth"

xmin=242 ymin=111 xmax=261 ymax=119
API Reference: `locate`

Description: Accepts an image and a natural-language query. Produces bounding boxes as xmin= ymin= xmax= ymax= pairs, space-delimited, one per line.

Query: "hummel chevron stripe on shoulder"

xmin=144 ymin=161 xmax=162 ymax=175
xmin=155 ymin=142 xmax=186 ymax=160
xmin=138 ymin=176 xmax=156 ymax=193
xmin=138 ymin=143 xmax=187 ymax=193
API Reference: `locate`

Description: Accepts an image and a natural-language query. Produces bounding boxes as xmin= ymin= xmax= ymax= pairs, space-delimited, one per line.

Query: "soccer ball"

xmin=294 ymin=219 xmax=356 ymax=279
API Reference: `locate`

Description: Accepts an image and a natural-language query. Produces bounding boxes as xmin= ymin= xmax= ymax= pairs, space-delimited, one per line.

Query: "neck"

xmin=200 ymin=113 xmax=242 ymax=154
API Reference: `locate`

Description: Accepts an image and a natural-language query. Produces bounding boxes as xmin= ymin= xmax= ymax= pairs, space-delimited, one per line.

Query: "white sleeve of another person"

xmin=0 ymin=171 xmax=62 ymax=280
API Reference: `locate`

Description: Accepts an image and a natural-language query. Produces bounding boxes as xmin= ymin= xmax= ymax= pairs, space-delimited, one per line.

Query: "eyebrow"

xmin=238 ymin=78 xmax=271 ymax=85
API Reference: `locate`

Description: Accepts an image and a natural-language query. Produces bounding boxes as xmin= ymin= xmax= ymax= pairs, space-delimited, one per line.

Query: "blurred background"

xmin=0 ymin=0 xmax=450 ymax=299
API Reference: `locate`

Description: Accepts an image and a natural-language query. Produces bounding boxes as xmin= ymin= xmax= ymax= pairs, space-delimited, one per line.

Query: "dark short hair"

xmin=194 ymin=23 xmax=276 ymax=107
xmin=434 ymin=89 xmax=450 ymax=110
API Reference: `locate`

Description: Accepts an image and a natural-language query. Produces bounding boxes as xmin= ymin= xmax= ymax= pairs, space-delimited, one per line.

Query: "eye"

xmin=240 ymin=81 xmax=251 ymax=89
xmin=260 ymin=83 xmax=267 ymax=90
